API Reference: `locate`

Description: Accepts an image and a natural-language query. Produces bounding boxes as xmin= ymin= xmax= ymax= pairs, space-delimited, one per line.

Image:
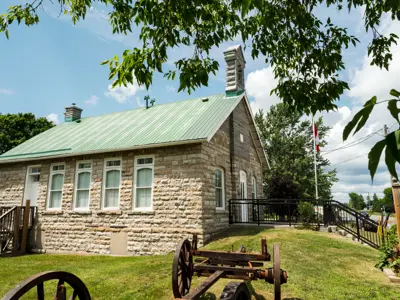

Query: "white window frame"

xmin=252 ymin=177 xmax=257 ymax=199
xmin=133 ymin=155 xmax=155 ymax=211
xmin=47 ymin=163 xmax=65 ymax=210
xmin=215 ymin=167 xmax=225 ymax=211
xmin=74 ymin=160 xmax=92 ymax=211
xmin=23 ymin=165 xmax=41 ymax=205
xmin=102 ymin=158 xmax=122 ymax=210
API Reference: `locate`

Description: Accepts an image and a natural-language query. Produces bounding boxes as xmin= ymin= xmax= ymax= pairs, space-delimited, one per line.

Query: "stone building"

xmin=0 ymin=45 xmax=268 ymax=255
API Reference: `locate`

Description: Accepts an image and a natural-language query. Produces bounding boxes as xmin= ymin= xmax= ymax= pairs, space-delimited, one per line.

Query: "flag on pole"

xmin=313 ymin=123 xmax=320 ymax=152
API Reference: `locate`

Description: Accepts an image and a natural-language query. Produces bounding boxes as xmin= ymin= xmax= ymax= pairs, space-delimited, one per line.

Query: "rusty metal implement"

xmin=172 ymin=235 xmax=288 ymax=300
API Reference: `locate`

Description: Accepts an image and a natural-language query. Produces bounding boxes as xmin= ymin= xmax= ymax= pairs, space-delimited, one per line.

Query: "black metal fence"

xmin=229 ymin=199 xmax=387 ymax=249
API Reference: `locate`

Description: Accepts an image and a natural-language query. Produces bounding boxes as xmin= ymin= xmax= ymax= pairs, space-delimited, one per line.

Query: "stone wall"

xmin=0 ymin=144 xmax=206 ymax=255
xmin=202 ymin=99 xmax=264 ymax=241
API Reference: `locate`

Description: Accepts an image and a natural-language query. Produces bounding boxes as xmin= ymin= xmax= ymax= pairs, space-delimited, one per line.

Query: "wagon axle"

xmin=172 ymin=235 xmax=288 ymax=300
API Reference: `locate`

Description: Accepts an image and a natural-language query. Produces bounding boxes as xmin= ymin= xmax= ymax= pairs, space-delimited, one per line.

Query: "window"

xmin=252 ymin=177 xmax=257 ymax=199
xmin=103 ymin=159 xmax=121 ymax=209
xmin=240 ymin=133 xmax=244 ymax=143
xmin=215 ymin=168 xmax=225 ymax=210
xmin=134 ymin=156 xmax=154 ymax=210
xmin=74 ymin=161 xmax=92 ymax=210
xmin=48 ymin=164 xmax=65 ymax=209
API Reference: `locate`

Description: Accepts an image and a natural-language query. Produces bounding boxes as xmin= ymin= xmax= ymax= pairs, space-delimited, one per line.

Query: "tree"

xmin=0 ymin=113 xmax=55 ymax=154
xmin=1 ymin=0 xmax=400 ymax=179
xmin=255 ymin=103 xmax=337 ymax=200
xmin=381 ymin=187 xmax=395 ymax=213
xmin=348 ymin=193 xmax=366 ymax=211
xmin=372 ymin=193 xmax=382 ymax=212
xmin=366 ymin=194 xmax=372 ymax=210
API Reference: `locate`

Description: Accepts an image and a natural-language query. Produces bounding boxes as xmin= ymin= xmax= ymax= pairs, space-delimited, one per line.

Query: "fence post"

xmin=12 ymin=207 xmax=21 ymax=254
xmin=257 ymin=199 xmax=260 ymax=226
xmin=355 ymin=214 xmax=360 ymax=241
xmin=20 ymin=200 xmax=31 ymax=254
xmin=391 ymin=178 xmax=400 ymax=243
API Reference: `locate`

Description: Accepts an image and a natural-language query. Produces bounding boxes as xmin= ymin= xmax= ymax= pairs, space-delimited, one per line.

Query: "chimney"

xmin=64 ymin=103 xmax=83 ymax=122
xmin=224 ymin=45 xmax=246 ymax=96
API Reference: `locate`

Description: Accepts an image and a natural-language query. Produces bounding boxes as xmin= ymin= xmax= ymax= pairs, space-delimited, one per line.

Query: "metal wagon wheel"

xmin=2 ymin=271 xmax=91 ymax=300
xmin=273 ymin=244 xmax=281 ymax=300
xmin=172 ymin=238 xmax=193 ymax=298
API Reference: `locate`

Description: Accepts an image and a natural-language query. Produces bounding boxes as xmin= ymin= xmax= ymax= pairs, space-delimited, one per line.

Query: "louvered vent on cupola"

xmin=224 ymin=45 xmax=246 ymax=96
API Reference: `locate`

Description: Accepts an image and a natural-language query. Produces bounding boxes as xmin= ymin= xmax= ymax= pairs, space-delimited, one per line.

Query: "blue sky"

xmin=1 ymin=1 xmax=399 ymax=202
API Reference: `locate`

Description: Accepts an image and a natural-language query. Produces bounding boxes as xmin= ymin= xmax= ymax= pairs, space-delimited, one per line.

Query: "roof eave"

xmin=0 ymin=138 xmax=208 ymax=165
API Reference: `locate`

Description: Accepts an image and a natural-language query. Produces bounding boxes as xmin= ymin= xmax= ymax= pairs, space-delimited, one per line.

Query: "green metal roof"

xmin=0 ymin=93 xmax=244 ymax=162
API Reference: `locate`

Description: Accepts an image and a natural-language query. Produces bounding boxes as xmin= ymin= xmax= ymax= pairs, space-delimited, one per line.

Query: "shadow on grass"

xmin=247 ymin=282 xmax=266 ymax=300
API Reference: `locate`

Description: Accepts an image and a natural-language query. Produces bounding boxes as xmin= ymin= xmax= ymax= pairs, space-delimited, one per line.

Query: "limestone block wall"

xmin=202 ymin=99 xmax=264 ymax=241
xmin=0 ymin=143 xmax=206 ymax=255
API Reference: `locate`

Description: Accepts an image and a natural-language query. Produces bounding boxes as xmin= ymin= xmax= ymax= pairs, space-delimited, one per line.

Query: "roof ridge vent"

xmin=201 ymin=97 xmax=209 ymax=102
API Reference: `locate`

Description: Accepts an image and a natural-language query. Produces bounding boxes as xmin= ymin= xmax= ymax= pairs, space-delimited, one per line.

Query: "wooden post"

xmin=12 ymin=207 xmax=21 ymax=254
xmin=20 ymin=200 xmax=31 ymax=254
xmin=391 ymin=179 xmax=400 ymax=242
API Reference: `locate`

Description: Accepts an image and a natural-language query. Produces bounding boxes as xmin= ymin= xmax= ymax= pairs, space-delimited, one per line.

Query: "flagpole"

xmin=312 ymin=116 xmax=320 ymax=228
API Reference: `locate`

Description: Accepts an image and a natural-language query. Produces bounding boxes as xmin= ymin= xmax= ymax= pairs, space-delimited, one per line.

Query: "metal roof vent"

xmin=201 ymin=97 xmax=209 ymax=102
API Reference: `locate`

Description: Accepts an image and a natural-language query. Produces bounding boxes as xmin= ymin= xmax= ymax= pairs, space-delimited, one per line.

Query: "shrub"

xmin=376 ymin=225 xmax=400 ymax=275
xmin=298 ymin=202 xmax=315 ymax=226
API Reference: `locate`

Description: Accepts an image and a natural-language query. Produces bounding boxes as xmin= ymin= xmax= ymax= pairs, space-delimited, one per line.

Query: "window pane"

xmin=53 ymin=165 xmax=64 ymax=171
xmin=32 ymin=175 xmax=40 ymax=182
xmin=216 ymin=189 xmax=223 ymax=208
xmin=136 ymin=188 xmax=151 ymax=208
xmin=137 ymin=168 xmax=152 ymax=187
xmin=30 ymin=167 xmax=41 ymax=174
xmin=138 ymin=158 xmax=153 ymax=165
xmin=106 ymin=160 xmax=120 ymax=167
xmin=51 ymin=174 xmax=64 ymax=190
xmin=76 ymin=190 xmax=89 ymax=208
xmin=215 ymin=169 xmax=222 ymax=188
xmin=78 ymin=172 xmax=91 ymax=189
xmin=105 ymin=189 xmax=119 ymax=207
xmin=106 ymin=170 xmax=120 ymax=188
xmin=78 ymin=163 xmax=91 ymax=169
xmin=50 ymin=191 xmax=62 ymax=208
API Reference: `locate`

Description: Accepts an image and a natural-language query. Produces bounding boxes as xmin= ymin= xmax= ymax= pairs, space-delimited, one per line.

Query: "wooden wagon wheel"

xmin=2 ymin=271 xmax=91 ymax=300
xmin=172 ymin=238 xmax=193 ymax=298
xmin=273 ymin=244 xmax=281 ymax=300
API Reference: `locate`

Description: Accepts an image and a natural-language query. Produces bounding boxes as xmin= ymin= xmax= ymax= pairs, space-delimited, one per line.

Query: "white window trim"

xmin=47 ymin=163 xmax=65 ymax=210
xmin=252 ymin=177 xmax=257 ymax=199
xmin=102 ymin=158 xmax=122 ymax=210
xmin=215 ymin=167 xmax=225 ymax=211
xmin=133 ymin=155 xmax=155 ymax=211
xmin=74 ymin=160 xmax=92 ymax=211
xmin=23 ymin=165 xmax=41 ymax=206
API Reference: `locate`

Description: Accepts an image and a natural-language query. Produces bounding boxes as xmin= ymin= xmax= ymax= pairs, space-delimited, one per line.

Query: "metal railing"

xmin=229 ymin=199 xmax=386 ymax=249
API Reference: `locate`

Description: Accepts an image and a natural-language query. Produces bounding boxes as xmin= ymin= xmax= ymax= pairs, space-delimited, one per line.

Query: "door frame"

xmin=23 ymin=165 xmax=41 ymax=206
xmin=239 ymin=170 xmax=248 ymax=222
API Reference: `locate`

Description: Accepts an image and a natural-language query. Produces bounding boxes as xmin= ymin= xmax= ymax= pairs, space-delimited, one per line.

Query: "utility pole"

xmin=385 ymin=124 xmax=400 ymax=241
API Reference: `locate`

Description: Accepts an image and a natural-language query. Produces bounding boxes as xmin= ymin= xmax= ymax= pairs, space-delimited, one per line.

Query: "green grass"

xmin=1 ymin=227 xmax=399 ymax=300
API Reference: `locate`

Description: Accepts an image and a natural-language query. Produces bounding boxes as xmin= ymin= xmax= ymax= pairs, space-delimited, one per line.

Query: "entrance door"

xmin=24 ymin=166 xmax=41 ymax=206
xmin=240 ymin=170 xmax=248 ymax=222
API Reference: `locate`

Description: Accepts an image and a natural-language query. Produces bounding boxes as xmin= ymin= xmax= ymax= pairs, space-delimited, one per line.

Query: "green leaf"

xmin=385 ymin=146 xmax=398 ymax=180
xmin=387 ymin=100 xmax=400 ymax=123
xmin=5 ymin=29 xmax=8 ymax=39
xmin=241 ymin=0 xmax=251 ymax=18
xmin=385 ymin=130 xmax=400 ymax=163
xmin=390 ymin=89 xmax=400 ymax=97
xmin=368 ymin=140 xmax=386 ymax=181
xmin=343 ymin=96 xmax=376 ymax=141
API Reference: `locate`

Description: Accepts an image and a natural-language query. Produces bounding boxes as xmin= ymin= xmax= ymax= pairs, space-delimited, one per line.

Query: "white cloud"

xmin=0 ymin=88 xmax=15 ymax=95
xmin=136 ymin=97 xmax=144 ymax=108
xmin=166 ymin=85 xmax=176 ymax=93
xmin=84 ymin=95 xmax=99 ymax=105
xmin=246 ymin=68 xmax=280 ymax=113
xmin=46 ymin=113 xmax=60 ymax=125
xmin=104 ymin=82 xmax=143 ymax=104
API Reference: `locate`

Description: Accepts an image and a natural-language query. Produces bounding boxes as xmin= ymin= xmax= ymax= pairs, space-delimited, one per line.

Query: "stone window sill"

xmin=42 ymin=211 xmax=63 ymax=215
xmin=70 ymin=211 xmax=92 ymax=215
xmin=216 ymin=210 xmax=228 ymax=214
xmin=97 ymin=211 xmax=122 ymax=215
xmin=128 ymin=211 xmax=155 ymax=216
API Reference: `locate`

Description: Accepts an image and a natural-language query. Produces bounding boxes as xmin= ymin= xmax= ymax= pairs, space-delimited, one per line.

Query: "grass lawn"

xmin=1 ymin=227 xmax=399 ymax=300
